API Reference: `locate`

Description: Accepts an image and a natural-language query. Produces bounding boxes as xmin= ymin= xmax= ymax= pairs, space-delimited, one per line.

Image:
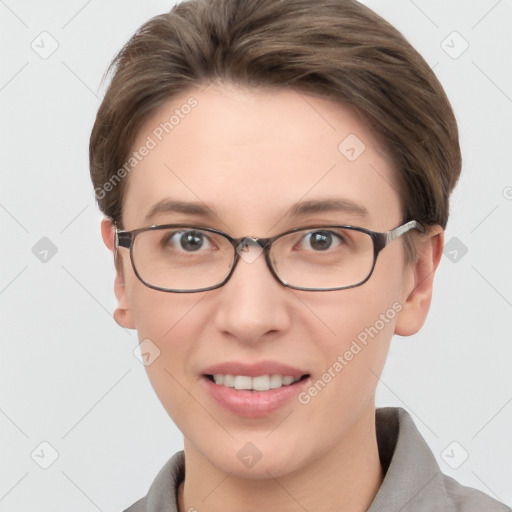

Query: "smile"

xmin=206 ymin=374 xmax=307 ymax=391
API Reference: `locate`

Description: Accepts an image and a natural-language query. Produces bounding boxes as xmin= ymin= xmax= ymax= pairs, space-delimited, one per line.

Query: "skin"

xmin=101 ymin=82 xmax=443 ymax=512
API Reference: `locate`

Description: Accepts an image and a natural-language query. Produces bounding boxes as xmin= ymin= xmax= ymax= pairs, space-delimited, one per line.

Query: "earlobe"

xmin=394 ymin=226 xmax=444 ymax=336
xmin=113 ymin=274 xmax=136 ymax=330
xmin=101 ymin=217 xmax=136 ymax=330
xmin=113 ymin=304 xmax=135 ymax=330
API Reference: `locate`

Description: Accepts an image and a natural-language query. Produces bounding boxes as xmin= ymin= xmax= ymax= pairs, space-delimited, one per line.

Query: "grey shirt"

xmin=124 ymin=407 xmax=510 ymax=511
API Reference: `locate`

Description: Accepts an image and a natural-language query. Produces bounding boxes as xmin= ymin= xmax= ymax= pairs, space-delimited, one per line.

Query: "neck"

xmin=178 ymin=405 xmax=383 ymax=512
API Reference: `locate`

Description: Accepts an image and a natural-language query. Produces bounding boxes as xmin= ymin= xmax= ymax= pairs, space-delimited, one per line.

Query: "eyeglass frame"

xmin=114 ymin=220 xmax=424 ymax=293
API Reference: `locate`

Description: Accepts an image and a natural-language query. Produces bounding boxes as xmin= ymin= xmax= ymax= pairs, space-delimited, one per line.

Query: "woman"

xmin=89 ymin=0 xmax=509 ymax=510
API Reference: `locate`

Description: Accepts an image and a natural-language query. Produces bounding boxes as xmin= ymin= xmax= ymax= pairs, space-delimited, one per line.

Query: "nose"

xmin=212 ymin=243 xmax=292 ymax=344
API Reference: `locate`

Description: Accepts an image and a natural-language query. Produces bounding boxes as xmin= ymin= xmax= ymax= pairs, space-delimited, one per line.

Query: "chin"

xmin=194 ymin=435 xmax=311 ymax=480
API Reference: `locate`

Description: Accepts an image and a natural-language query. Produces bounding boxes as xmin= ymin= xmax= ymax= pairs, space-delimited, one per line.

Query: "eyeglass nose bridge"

xmin=221 ymin=235 xmax=282 ymax=289
xmin=233 ymin=236 xmax=271 ymax=265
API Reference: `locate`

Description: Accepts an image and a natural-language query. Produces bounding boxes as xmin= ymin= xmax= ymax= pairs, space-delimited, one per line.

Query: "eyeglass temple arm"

xmin=385 ymin=220 xmax=424 ymax=244
xmin=114 ymin=227 xmax=132 ymax=249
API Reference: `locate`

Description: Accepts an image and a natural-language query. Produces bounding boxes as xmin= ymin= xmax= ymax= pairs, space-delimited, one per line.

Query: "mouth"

xmin=203 ymin=373 xmax=310 ymax=391
xmin=200 ymin=361 xmax=311 ymax=417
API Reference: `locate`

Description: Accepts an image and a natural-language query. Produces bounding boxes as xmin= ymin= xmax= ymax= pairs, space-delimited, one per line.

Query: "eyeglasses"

xmin=114 ymin=220 xmax=423 ymax=293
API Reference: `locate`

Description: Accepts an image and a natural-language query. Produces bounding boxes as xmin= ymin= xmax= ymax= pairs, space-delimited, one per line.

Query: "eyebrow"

xmin=146 ymin=200 xmax=213 ymax=220
xmin=288 ymin=198 xmax=368 ymax=218
xmin=145 ymin=198 xmax=368 ymax=222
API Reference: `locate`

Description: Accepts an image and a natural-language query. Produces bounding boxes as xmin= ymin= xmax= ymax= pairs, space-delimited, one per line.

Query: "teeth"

xmin=211 ymin=374 xmax=301 ymax=391
xmin=269 ymin=375 xmax=283 ymax=389
xmin=252 ymin=375 xmax=270 ymax=391
xmin=234 ymin=375 xmax=252 ymax=390
xmin=223 ymin=375 xmax=235 ymax=387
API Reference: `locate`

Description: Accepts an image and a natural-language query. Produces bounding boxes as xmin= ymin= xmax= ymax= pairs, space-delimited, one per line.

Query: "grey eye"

xmin=162 ymin=230 xmax=212 ymax=252
xmin=300 ymin=231 xmax=343 ymax=251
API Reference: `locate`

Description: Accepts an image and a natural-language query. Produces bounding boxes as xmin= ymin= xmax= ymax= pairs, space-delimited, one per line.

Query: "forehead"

xmin=122 ymin=82 xmax=401 ymax=233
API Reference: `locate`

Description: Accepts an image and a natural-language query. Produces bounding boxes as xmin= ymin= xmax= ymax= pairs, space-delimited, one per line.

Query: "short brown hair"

xmin=90 ymin=0 xmax=461 ymax=241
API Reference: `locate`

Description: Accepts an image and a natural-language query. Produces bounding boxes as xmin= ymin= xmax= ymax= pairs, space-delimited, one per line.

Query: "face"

xmin=106 ymin=82 xmax=429 ymax=479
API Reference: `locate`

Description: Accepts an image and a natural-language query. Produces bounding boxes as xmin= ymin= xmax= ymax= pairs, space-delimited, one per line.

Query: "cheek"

xmin=126 ymin=264 xmax=208 ymax=339
xmin=302 ymin=275 xmax=402 ymax=357
xmin=128 ymin=285 xmax=210 ymax=426
xmin=269 ymin=289 xmax=400 ymax=471
xmin=299 ymin=256 xmax=405 ymax=398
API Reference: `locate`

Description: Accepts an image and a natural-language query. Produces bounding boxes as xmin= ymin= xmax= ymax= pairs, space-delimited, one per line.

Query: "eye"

xmin=299 ymin=230 xmax=344 ymax=251
xmin=162 ymin=230 xmax=213 ymax=252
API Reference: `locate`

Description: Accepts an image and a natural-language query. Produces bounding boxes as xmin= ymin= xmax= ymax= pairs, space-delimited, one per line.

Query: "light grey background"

xmin=1 ymin=1 xmax=511 ymax=510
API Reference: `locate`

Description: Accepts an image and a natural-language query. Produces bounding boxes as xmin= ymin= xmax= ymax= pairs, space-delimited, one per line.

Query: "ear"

xmin=101 ymin=218 xmax=135 ymax=330
xmin=394 ymin=225 xmax=444 ymax=336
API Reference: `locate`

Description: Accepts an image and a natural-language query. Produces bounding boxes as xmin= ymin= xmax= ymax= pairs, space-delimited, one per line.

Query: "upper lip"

xmin=201 ymin=360 xmax=309 ymax=378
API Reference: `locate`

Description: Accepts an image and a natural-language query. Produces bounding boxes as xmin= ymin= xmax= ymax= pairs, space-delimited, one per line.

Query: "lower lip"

xmin=201 ymin=376 xmax=310 ymax=418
